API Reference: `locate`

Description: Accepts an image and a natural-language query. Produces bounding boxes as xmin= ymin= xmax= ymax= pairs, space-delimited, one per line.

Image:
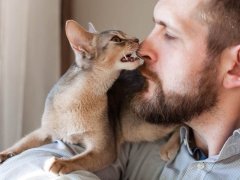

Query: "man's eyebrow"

xmin=152 ymin=17 xmax=181 ymax=34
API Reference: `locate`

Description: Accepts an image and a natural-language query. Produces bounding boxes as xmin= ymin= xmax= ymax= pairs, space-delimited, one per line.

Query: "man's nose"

xmin=137 ymin=39 xmax=157 ymax=64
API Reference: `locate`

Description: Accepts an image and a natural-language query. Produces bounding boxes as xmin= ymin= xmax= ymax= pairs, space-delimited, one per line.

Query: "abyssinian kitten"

xmin=0 ymin=20 xmax=179 ymax=174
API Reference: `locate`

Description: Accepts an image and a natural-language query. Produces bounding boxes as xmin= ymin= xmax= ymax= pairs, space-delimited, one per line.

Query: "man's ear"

xmin=65 ymin=20 xmax=94 ymax=58
xmin=223 ymin=46 xmax=240 ymax=89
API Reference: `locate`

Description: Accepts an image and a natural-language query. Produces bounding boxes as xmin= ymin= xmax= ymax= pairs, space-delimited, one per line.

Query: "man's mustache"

xmin=138 ymin=63 xmax=159 ymax=83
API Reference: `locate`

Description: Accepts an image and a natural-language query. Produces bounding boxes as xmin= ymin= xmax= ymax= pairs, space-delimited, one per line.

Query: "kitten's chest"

xmin=50 ymin=101 xmax=109 ymax=143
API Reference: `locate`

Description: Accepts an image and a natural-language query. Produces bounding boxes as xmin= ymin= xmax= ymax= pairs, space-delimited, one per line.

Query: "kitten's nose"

xmin=132 ymin=38 xmax=139 ymax=43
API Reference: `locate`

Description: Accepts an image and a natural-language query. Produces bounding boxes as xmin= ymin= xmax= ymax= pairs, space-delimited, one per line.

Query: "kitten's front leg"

xmin=45 ymin=137 xmax=116 ymax=174
xmin=0 ymin=128 xmax=52 ymax=163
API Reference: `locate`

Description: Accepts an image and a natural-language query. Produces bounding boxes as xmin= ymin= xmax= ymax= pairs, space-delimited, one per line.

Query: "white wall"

xmin=72 ymin=0 xmax=157 ymax=41
xmin=21 ymin=1 xmax=61 ymax=135
xmin=0 ymin=0 xmax=60 ymax=150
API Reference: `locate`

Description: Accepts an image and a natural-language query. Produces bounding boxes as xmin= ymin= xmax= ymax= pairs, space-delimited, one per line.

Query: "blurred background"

xmin=0 ymin=0 xmax=156 ymax=150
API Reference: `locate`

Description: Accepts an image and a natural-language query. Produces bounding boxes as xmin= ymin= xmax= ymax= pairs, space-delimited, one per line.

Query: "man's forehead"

xmin=155 ymin=0 xmax=210 ymax=18
xmin=154 ymin=0 xmax=208 ymax=35
xmin=155 ymin=0 xmax=203 ymax=16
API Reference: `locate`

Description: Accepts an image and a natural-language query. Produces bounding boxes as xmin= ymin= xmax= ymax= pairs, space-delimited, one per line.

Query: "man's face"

xmin=133 ymin=0 xmax=220 ymax=124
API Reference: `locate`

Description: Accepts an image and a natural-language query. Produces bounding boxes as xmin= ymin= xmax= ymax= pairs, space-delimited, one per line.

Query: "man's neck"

xmin=186 ymin=102 xmax=240 ymax=157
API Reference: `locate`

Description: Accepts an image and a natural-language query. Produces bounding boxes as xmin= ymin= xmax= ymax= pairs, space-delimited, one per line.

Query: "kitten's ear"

xmin=88 ymin=22 xmax=98 ymax=33
xmin=65 ymin=20 xmax=94 ymax=58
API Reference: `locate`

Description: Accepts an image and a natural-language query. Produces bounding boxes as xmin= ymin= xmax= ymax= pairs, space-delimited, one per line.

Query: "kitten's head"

xmin=65 ymin=20 xmax=144 ymax=71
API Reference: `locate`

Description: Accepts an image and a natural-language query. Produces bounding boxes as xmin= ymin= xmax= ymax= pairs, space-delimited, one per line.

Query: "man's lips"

xmin=138 ymin=64 xmax=159 ymax=82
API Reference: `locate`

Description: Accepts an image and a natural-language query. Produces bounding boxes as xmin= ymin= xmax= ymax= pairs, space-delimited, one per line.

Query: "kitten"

xmin=0 ymin=20 xmax=179 ymax=174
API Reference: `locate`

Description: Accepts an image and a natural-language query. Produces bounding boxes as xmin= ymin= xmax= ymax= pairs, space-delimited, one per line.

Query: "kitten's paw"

xmin=0 ymin=152 xmax=15 ymax=164
xmin=160 ymin=146 xmax=178 ymax=161
xmin=160 ymin=128 xmax=180 ymax=161
xmin=44 ymin=157 xmax=74 ymax=175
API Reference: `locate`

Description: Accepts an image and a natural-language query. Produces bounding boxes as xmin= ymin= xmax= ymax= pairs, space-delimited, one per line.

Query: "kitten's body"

xmin=0 ymin=20 xmax=179 ymax=174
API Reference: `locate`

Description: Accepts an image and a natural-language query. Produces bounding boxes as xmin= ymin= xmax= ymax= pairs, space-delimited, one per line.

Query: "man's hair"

xmin=203 ymin=0 xmax=240 ymax=57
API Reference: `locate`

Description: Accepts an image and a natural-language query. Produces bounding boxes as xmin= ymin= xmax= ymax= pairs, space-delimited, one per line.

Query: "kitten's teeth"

xmin=122 ymin=52 xmax=127 ymax=60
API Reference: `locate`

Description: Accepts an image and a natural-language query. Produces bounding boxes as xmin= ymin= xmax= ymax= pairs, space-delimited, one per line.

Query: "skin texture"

xmin=137 ymin=0 xmax=240 ymax=156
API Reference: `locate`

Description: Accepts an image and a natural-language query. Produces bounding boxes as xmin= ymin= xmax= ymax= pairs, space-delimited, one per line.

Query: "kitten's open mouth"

xmin=121 ymin=52 xmax=140 ymax=62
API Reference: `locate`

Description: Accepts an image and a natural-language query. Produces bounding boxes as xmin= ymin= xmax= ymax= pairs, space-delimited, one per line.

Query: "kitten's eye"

xmin=111 ymin=36 xmax=122 ymax=43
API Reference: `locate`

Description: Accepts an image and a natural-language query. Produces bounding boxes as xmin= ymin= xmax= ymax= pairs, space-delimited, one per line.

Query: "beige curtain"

xmin=0 ymin=0 xmax=61 ymax=150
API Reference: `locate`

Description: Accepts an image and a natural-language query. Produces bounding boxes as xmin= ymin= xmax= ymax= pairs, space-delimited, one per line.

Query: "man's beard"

xmin=130 ymin=59 xmax=219 ymax=125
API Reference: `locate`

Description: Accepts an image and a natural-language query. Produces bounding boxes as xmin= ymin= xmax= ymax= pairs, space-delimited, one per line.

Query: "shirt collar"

xmin=180 ymin=126 xmax=240 ymax=161
xmin=180 ymin=126 xmax=193 ymax=155
xmin=218 ymin=128 xmax=240 ymax=161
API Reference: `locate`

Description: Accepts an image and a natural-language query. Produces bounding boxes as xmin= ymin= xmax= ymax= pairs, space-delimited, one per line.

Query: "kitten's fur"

xmin=0 ymin=20 xmax=179 ymax=174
